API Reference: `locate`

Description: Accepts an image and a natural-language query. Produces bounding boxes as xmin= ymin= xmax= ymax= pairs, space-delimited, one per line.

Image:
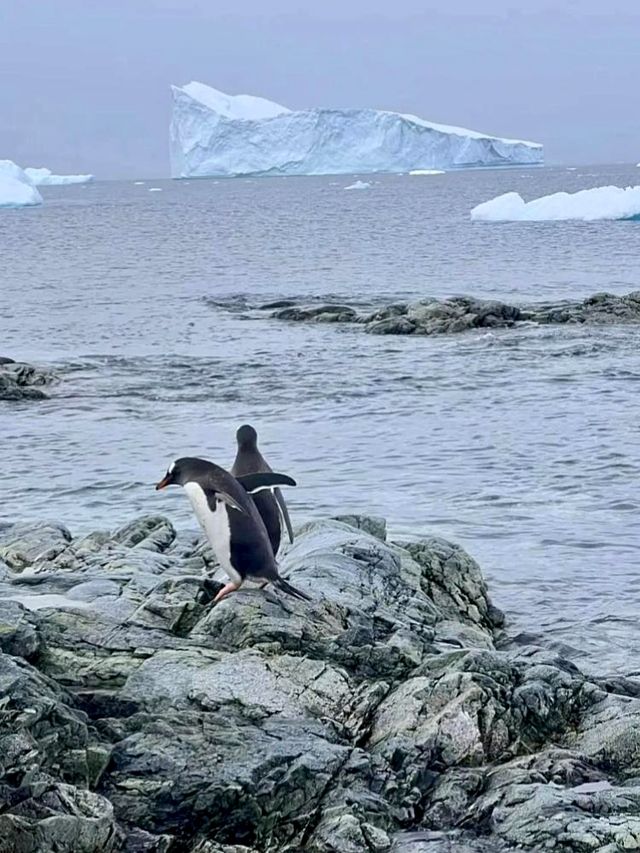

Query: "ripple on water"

xmin=2 ymin=168 xmax=640 ymax=674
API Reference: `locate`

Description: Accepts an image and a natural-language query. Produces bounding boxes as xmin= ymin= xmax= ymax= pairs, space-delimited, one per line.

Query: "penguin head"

xmin=236 ymin=424 xmax=258 ymax=449
xmin=155 ymin=458 xmax=200 ymax=490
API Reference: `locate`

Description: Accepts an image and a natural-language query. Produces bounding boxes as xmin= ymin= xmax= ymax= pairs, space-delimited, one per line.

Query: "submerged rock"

xmin=0 ymin=361 xmax=57 ymax=400
xmin=264 ymin=290 xmax=640 ymax=338
xmin=0 ymin=513 xmax=639 ymax=851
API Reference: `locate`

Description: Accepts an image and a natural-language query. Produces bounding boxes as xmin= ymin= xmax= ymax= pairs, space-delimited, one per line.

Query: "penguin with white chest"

xmin=155 ymin=457 xmax=310 ymax=603
xmin=231 ymin=424 xmax=294 ymax=556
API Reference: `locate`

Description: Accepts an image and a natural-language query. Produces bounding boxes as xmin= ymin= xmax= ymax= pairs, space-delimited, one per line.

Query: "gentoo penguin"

xmin=155 ymin=457 xmax=310 ymax=603
xmin=231 ymin=424 xmax=294 ymax=556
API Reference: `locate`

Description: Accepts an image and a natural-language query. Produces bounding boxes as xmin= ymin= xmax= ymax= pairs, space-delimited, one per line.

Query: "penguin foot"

xmin=213 ymin=581 xmax=241 ymax=602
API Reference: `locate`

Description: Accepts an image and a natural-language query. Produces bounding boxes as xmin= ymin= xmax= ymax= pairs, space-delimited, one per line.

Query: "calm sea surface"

xmin=2 ymin=165 xmax=640 ymax=674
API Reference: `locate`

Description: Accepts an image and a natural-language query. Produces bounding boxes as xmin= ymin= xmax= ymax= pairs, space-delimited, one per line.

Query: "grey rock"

xmin=0 ymin=361 xmax=57 ymax=401
xmin=0 ymin=521 xmax=72 ymax=570
xmin=0 ymin=650 xmax=117 ymax=852
xmin=368 ymin=317 xmax=417 ymax=335
xmin=272 ymin=304 xmax=359 ymax=323
xmin=0 ymin=599 xmax=41 ymax=658
xmin=2 ymin=514 xmax=640 ymax=850
xmin=332 ymin=514 xmax=387 ymax=541
xmin=267 ymin=290 xmax=640 ymax=339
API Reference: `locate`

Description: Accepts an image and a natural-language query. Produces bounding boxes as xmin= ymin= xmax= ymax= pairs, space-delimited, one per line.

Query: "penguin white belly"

xmin=183 ymin=482 xmax=242 ymax=585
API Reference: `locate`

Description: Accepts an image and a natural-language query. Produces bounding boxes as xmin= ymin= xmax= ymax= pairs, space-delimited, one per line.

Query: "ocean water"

xmin=2 ymin=165 xmax=640 ymax=675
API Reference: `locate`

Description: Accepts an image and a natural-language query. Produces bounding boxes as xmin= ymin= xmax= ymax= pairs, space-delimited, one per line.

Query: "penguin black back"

xmin=156 ymin=456 xmax=309 ymax=602
xmin=231 ymin=424 xmax=295 ymax=554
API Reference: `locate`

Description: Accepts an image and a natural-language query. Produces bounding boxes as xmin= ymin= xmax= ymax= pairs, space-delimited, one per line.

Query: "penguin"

xmin=155 ymin=457 xmax=310 ymax=603
xmin=231 ymin=424 xmax=295 ymax=556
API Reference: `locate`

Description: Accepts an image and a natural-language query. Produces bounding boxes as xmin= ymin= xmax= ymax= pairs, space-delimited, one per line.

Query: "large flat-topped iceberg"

xmin=471 ymin=186 xmax=640 ymax=222
xmin=0 ymin=160 xmax=43 ymax=208
xmin=170 ymin=82 xmax=543 ymax=178
xmin=25 ymin=167 xmax=94 ymax=186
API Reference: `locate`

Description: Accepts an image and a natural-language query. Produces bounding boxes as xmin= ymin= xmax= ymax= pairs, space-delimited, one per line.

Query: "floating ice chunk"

xmin=148 ymin=187 xmax=163 ymax=192
xmin=344 ymin=180 xmax=372 ymax=190
xmin=170 ymin=81 xmax=543 ymax=178
xmin=134 ymin=180 xmax=145 ymax=185
xmin=0 ymin=160 xmax=43 ymax=208
xmin=471 ymin=186 xmax=640 ymax=222
xmin=409 ymin=169 xmax=445 ymax=176
xmin=25 ymin=167 xmax=94 ymax=186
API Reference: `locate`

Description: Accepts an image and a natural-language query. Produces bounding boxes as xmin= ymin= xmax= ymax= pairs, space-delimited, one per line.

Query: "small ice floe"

xmin=409 ymin=169 xmax=445 ymax=176
xmin=134 ymin=180 xmax=145 ymax=185
xmin=566 ymin=167 xmax=577 ymax=171
xmin=471 ymin=185 xmax=640 ymax=222
xmin=343 ymin=180 xmax=372 ymax=190
xmin=148 ymin=187 xmax=163 ymax=192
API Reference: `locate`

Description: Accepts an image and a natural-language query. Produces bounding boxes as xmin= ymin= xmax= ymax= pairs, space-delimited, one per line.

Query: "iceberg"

xmin=409 ymin=169 xmax=445 ymax=176
xmin=170 ymin=82 xmax=543 ymax=178
xmin=24 ymin=167 xmax=94 ymax=186
xmin=0 ymin=160 xmax=43 ymax=208
xmin=471 ymin=186 xmax=640 ymax=222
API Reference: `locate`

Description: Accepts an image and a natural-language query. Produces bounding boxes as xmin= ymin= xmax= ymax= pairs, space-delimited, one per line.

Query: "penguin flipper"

xmin=236 ymin=472 xmax=296 ymax=494
xmin=212 ymin=489 xmax=246 ymax=514
xmin=275 ymin=487 xmax=295 ymax=544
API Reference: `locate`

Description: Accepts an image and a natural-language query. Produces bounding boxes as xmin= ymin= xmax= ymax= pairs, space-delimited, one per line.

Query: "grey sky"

xmin=0 ymin=0 xmax=638 ymax=178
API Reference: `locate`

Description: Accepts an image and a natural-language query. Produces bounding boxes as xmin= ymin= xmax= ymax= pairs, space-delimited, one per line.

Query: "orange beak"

xmin=155 ymin=474 xmax=172 ymax=490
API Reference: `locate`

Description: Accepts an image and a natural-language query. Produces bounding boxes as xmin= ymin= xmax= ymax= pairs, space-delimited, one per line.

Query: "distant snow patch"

xmin=344 ymin=180 xmax=372 ymax=190
xmin=471 ymin=186 xmax=640 ymax=222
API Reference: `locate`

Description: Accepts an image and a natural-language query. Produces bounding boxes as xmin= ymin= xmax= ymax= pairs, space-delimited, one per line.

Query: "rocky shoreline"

xmin=261 ymin=290 xmax=640 ymax=336
xmin=1 ymin=514 xmax=640 ymax=852
xmin=0 ymin=358 xmax=56 ymax=400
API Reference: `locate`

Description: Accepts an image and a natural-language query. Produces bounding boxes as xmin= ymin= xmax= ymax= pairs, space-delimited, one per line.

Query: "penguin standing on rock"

xmin=155 ymin=457 xmax=310 ymax=603
xmin=232 ymin=424 xmax=295 ymax=556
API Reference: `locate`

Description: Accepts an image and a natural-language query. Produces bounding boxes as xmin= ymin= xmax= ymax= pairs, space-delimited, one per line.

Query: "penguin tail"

xmin=274 ymin=576 xmax=311 ymax=602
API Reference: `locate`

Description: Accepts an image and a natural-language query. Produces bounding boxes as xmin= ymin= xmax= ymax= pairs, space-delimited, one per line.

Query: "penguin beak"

xmin=155 ymin=474 xmax=172 ymax=490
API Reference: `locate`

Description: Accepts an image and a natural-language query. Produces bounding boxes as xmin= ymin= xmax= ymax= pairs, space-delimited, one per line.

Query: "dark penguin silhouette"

xmin=156 ymin=457 xmax=310 ymax=603
xmin=231 ymin=424 xmax=295 ymax=556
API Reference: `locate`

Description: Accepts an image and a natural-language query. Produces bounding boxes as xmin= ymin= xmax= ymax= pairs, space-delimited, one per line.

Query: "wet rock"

xmin=368 ymin=317 xmax=416 ymax=335
xmin=0 ymin=356 xmax=15 ymax=364
xmin=0 ymin=361 xmax=56 ymax=401
xmin=272 ymin=304 xmax=358 ymax=323
xmin=266 ymin=291 xmax=640 ymax=339
xmin=259 ymin=299 xmax=297 ymax=310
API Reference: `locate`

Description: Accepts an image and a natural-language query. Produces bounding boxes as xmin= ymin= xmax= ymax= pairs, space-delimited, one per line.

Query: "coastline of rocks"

xmin=260 ymin=290 xmax=640 ymax=336
xmin=0 ymin=358 xmax=57 ymax=400
xmin=1 ymin=514 xmax=640 ymax=852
